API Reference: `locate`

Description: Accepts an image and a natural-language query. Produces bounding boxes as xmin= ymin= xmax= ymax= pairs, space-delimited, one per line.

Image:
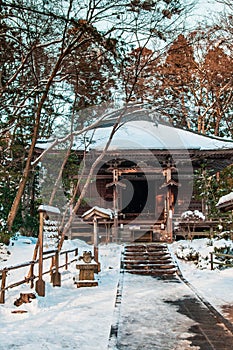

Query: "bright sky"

xmin=192 ymin=0 xmax=226 ymax=23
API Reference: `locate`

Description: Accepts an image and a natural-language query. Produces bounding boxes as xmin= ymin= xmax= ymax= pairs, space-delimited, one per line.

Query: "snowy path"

xmin=0 ymin=240 xmax=122 ymax=350
xmin=111 ymin=272 xmax=233 ymax=350
xmin=111 ymin=273 xmax=198 ymax=349
xmin=1 ymin=238 xmax=233 ymax=350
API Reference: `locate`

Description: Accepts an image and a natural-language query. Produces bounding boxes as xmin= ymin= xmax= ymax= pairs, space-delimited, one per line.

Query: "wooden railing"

xmin=0 ymin=247 xmax=78 ymax=304
xmin=210 ymin=252 xmax=233 ymax=270
xmin=174 ymin=220 xmax=219 ymax=240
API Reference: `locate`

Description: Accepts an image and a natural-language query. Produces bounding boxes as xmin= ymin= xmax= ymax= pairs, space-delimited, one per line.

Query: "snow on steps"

xmin=122 ymin=243 xmax=177 ymax=276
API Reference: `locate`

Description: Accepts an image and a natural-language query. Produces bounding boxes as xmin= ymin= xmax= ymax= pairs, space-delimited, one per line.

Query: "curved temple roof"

xmin=36 ymin=109 xmax=233 ymax=155
xmin=84 ymin=120 xmax=233 ymax=151
xmin=35 ymin=112 xmax=233 ymax=175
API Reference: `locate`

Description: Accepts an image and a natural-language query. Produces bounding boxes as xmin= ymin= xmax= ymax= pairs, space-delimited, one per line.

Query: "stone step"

xmin=126 ymin=268 xmax=177 ymax=275
xmin=124 ymin=251 xmax=169 ymax=257
xmin=123 ymin=256 xmax=170 ymax=262
xmin=124 ymin=263 xmax=176 ymax=270
xmin=123 ymin=259 xmax=173 ymax=265
xmin=122 ymin=243 xmax=177 ymax=276
xmin=125 ymin=245 xmax=167 ymax=252
xmin=146 ymin=246 xmax=168 ymax=252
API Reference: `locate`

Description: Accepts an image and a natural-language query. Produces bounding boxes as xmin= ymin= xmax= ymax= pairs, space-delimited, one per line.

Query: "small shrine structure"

xmin=82 ymin=206 xmax=114 ymax=270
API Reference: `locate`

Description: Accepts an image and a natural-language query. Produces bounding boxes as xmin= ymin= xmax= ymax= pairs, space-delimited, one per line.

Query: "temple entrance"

xmin=121 ymin=178 xmax=155 ymax=222
xmin=122 ymin=179 xmax=147 ymax=215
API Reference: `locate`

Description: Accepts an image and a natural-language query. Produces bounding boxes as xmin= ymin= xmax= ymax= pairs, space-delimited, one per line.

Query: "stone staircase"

xmin=122 ymin=243 xmax=177 ymax=276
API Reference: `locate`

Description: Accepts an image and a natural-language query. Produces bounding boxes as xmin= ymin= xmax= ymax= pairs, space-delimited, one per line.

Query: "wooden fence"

xmin=0 ymin=247 xmax=78 ymax=304
xmin=210 ymin=252 xmax=233 ymax=270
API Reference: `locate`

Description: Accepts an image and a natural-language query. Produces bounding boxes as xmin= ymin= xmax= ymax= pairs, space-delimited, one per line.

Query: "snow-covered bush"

xmin=213 ymin=238 xmax=233 ymax=254
xmin=174 ymin=237 xmax=233 ymax=270
xmin=0 ymin=243 xmax=11 ymax=263
xmin=175 ymin=244 xmax=199 ymax=261
xmin=175 ymin=241 xmax=211 ymax=269
xmin=181 ymin=210 xmax=205 ymax=221
xmin=0 ymin=218 xmax=11 ymax=245
xmin=216 ymin=230 xmax=233 ymax=241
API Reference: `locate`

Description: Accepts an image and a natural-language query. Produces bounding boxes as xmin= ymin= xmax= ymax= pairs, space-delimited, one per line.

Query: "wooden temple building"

xmin=37 ymin=110 xmax=233 ymax=243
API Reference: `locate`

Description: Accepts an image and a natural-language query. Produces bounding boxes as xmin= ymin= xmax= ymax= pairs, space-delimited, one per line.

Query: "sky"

xmin=192 ymin=0 xmax=226 ymax=23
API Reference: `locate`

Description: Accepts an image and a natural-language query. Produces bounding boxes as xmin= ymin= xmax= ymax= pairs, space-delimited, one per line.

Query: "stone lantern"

xmin=74 ymin=251 xmax=98 ymax=288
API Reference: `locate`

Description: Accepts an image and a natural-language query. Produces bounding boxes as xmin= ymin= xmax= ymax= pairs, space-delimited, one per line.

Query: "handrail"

xmin=210 ymin=251 xmax=233 ymax=270
xmin=0 ymin=247 xmax=78 ymax=273
xmin=0 ymin=260 xmax=38 ymax=273
xmin=0 ymin=247 xmax=78 ymax=304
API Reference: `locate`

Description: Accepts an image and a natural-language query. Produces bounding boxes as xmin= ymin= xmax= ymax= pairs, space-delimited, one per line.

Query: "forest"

xmin=0 ymin=0 xmax=232 ymax=242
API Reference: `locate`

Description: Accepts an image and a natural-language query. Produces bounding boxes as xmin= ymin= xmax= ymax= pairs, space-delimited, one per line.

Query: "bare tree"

xmin=1 ymin=0 xmax=195 ymax=233
xmin=215 ymin=0 xmax=233 ymax=10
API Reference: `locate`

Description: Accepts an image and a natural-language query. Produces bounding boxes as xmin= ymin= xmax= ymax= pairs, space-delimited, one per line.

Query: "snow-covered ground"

xmin=0 ymin=236 xmax=122 ymax=350
xmin=170 ymin=238 xmax=233 ymax=315
xmin=1 ymin=235 xmax=233 ymax=349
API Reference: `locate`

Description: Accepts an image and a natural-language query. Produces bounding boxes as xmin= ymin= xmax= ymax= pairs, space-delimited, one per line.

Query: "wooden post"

xmin=0 ymin=270 xmax=7 ymax=304
xmin=93 ymin=216 xmax=100 ymax=272
xmin=210 ymin=252 xmax=214 ymax=270
xmin=30 ymin=263 xmax=35 ymax=288
xmin=93 ymin=216 xmax=98 ymax=261
xmin=52 ymin=250 xmax=61 ymax=287
xmin=35 ymin=211 xmax=45 ymax=296
xmin=65 ymin=252 xmax=68 ymax=270
xmin=166 ymin=186 xmax=173 ymax=242
xmin=113 ymin=169 xmax=119 ymax=241
xmin=50 ymin=256 xmax=54 ymax=283
xmin=163 ymin=165 xmax=176 ymax=242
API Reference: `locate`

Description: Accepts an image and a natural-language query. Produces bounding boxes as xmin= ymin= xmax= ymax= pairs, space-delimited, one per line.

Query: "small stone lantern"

xmin=74 ymin=251 xmax=98 ymax=288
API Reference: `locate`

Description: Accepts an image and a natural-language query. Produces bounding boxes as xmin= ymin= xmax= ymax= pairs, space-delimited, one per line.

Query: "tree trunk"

xmin=7 ymin=115 xmax=40 ymax=231
xmin=7 ymin=38 xmax=83 ymax=231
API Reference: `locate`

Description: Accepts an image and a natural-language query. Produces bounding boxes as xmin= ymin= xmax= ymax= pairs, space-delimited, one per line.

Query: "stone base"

xmin=75 ymin=280 xmax=98 ymax=288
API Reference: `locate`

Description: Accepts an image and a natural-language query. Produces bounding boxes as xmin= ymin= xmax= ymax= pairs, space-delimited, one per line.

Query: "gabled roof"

xmin=38 ymin=205 xmax=61 ymax=214
xmin=35 ymin=112 xmax=233 ymax=173
xmin=85 ymin=120 xmax=233 ymax=152
xmin=216 ymin=192 xmax=233 ymax=212
xmin=36 ymin=109 xmax=233 ymax=154
xmin=82 ymin=206 xmax=114 ymax=220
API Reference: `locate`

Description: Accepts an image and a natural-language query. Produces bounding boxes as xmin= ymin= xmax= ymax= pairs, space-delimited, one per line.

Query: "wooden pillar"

xmin=93 ymin=216 xmax=98 ymax=265
xmin=52 ymin=250 xmax=61 ymax=287
xmin=65 ymin=252 xmax=68 ymax=270
xmin=167 ymin=186 xmax=173 ymax=242
xmin=106 ymin=166 xmax=126 ymax=242
xmin=164 ymin=166 xmax=174 ymax=242
xmin=36 ymin=211 xmax=45 ymax=296
xmin=0 ymin=270 xmax=7 ymax=304
xmin=113 ymin=168 xmax=119 ymax=241
xmin=93 ymin=216 xmax=100 ymax=272
xmin=29 ymin=263 xmax=35 ymax=288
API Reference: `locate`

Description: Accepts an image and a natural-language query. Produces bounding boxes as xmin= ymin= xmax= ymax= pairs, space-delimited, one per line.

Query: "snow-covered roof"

xmin=82 ymin=206 xmax=114 ymax=220
xmin=85 ymin=120 xmax=233 ymax=151
xmin=216 ymin=192 xmax=233 ymax=211
xmin=38 ymin=205 xmax=61 ymax=214
xmin=36 ymin=113 xmax=233 ymax=152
